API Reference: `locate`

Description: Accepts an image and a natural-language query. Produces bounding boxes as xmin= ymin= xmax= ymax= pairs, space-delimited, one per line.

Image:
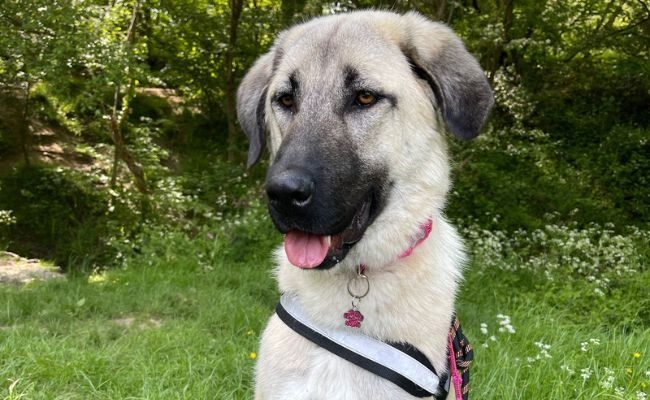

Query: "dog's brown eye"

xmin=355 ymin=91 xmax=376 ymax=106
xmin=278 ymin=94 xmax=294 ymax=109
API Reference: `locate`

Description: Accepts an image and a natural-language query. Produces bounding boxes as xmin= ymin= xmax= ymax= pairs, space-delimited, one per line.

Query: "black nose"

xmin=266 ymin=169 xmax=314 ymax=210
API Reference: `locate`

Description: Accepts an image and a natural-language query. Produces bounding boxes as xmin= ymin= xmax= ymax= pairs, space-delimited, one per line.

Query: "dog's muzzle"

xmin=265 ymin=167 xmax=380 ymax=270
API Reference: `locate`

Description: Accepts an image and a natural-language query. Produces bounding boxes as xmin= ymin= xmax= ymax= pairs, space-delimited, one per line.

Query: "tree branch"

xmin=562 ymin=15 xmax=650 ymax=62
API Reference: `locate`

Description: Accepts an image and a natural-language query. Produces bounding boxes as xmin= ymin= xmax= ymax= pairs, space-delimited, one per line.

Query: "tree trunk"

xmin=487 ymin=0 xmax=514 ymax=83
xmin=20 ymin=78 xmax=31 ymax=166
xmin=435 ymin=0 xmax=447 ymax=21
xmin=225 ymin=0 xmax=244 ymax=163
xmin=109 ymin=83 xmax=147 ymax=194
xmin=108 ymin=0 xmax=147 ymax=194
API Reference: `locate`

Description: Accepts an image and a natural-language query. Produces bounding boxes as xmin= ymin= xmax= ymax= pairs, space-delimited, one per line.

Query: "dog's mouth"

xmin=283 ymin=197 xmax=373 ymax=270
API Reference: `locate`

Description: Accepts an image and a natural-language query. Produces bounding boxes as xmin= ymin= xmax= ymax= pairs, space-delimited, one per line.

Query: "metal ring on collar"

xmin=347 ymin=273 xmax=370 ymax=299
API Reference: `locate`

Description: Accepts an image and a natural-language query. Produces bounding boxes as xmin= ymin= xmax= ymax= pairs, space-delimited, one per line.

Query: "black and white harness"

xmin=276 ymin=294 xmax=473 ymax=399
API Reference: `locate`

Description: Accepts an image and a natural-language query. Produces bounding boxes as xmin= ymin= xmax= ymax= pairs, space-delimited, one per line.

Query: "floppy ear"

xmin=237 ymin=51 xmax=275 ymax=168
xmin=400 ymin=12 xmax=494 ymax=140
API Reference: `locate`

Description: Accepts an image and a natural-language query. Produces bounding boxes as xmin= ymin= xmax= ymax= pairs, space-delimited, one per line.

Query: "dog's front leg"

xmin=254 ymin=315 xmax=318 ymax=400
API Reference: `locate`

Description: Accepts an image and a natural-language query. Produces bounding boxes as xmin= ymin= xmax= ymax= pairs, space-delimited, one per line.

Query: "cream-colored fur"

xmin=237 ymin=10 xmax=493 ymax=400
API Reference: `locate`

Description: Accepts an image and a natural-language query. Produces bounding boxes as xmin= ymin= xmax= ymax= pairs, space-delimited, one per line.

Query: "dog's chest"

xmin=255 ymin=267 xmax=455 ymax=399
xmin=277 ymin=258 xmax=457 ymax=370
xmin=265 ymin=337 xmax=434 ymax=400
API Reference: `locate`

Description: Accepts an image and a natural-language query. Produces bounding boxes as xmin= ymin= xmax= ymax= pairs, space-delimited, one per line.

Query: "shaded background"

xmin=0 ymin=0 xmax=648 ymax=270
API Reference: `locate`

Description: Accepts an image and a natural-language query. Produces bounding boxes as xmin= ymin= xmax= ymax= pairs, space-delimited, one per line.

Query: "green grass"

xmin=0 ymin=223 xmax=278 ymax=399
xmin=458 ymin=274 xmax=649 ymax=399
xmin=1 ymin=215 xmax=648 ymax=399
xmin=457 ymin=222 xmax=649 ymax=399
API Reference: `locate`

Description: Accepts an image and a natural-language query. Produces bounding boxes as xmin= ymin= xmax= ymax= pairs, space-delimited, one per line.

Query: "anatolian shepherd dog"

xmin=237 ymin=10 xmax=493 ymax=400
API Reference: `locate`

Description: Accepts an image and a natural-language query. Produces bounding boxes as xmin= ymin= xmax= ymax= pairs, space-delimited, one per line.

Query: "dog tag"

xmin=344 ymin=265 xmax=370 ymax=328
xmin=344 ymin=307 xmax=364 ymax=328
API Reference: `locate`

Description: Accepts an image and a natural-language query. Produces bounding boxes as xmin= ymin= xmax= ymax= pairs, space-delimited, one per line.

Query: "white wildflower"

xmin=529 ymin=340 xmax=552 ymax=361
xmin=581 ymin=338 xmax=600 ymax=352
xmin=497 ymin=314 xmax=516 ymax=334
xmin=599 ymin=367 xmax=615 ymax=389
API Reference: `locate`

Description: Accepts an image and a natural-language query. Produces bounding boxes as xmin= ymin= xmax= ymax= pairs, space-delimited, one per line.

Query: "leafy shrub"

xmin=0 ymin=165 xmax=136 ymax=271
xmin=582 ymin=126 xmax=650 ymax=222
xmin=107 ymin=155 xmax=278 ymax=279
xmin=129 ymin=93 xmax=172 ymax=122
xmin=448 ymin=121 xmax=649 ymax=231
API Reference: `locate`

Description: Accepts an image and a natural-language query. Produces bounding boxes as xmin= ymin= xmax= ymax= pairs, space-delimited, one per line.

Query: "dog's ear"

xmin=400 ymin=12 xmax=494 ymax=140
xmin=237 ymin=51 xmax=275 ymax=168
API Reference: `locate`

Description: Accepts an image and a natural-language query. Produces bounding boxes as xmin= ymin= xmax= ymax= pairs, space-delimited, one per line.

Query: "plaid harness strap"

xmin=448 ymin=316 xmax=473 ymax=400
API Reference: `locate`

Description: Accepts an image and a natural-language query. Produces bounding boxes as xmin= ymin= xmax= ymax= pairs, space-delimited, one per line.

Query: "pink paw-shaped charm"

xmin=344 ymin=308 xmax=364 ymax=328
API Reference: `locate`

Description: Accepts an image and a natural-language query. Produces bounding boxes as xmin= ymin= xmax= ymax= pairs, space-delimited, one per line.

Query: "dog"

xmin=237 ymin=10 xmax=493 ymax=400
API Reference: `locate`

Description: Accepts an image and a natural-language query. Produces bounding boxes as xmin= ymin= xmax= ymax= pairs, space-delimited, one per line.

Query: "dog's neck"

xmin=346 ymin=218 xmax=434 ymax=328
xmin=360 ymin=218 xmax=434 ymax=271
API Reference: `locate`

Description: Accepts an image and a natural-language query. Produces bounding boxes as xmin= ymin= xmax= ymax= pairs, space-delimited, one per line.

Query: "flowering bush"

xmin=460 ymin=218 xmax=649 ymax=327
xmin=462 ymin=219 xmax=647 ymax=281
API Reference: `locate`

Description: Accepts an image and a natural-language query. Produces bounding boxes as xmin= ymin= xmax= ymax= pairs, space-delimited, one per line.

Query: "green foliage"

xmin=461 ymin=220 xmax=650 ymax=328
xmin=443 ymin=0 xmax=650 ymax=230
xmin=0 ymin=0 xmax=646 ymax=269
xmin=0 ymin=0 xmax=80 ymax=86
xmin=577 ymin=126 xmax=650 ymax=221
xmin=0 ymin=166 xmax=127 ymax=269
xmin=0 ymin=209 xmax=16 ymax=250
xmin=0 ymin=143 xmax=268 ymax=271
xmin=448 ymin=124 xmax=650 ymax=230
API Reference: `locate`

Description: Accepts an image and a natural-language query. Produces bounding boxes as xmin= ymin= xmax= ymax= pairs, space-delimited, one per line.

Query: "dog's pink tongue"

xmin=284 ymin=231 xmax=329 ymax=269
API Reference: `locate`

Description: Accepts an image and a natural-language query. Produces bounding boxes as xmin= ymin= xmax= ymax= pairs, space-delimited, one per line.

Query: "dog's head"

xmin=237 ymin=11 xmax=493 ymax=270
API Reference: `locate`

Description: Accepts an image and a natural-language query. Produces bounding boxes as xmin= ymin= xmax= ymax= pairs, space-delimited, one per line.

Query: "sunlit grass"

xmin=458 ymin=293 xmax=649 ymax=399
xmin=0 ymin=221 xmax=276 ymax=399
xmin=458 ymin=220 xmax=649 ymax=400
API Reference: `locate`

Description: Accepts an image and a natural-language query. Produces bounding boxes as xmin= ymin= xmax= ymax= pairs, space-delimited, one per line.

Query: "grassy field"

xmin=1 ymin=207 xmax=648 ymax=399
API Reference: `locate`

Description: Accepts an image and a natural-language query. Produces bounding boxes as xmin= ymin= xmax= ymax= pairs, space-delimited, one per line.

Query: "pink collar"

xmin=399 ymin=218 xmax=433 ymax=259
xmin=358 ymin=218 xmax=433 ymax=274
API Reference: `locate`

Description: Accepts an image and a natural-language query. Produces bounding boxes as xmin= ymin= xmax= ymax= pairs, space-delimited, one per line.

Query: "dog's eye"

xmin=278 ymin=94 xmax=294 ymax=109
xmin=355 ymin=91 xmax=377 ymax=107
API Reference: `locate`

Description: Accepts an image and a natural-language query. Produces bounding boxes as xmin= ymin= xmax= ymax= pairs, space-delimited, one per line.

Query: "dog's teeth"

xmin=326 ymin=236 xmax=331 ymax=246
